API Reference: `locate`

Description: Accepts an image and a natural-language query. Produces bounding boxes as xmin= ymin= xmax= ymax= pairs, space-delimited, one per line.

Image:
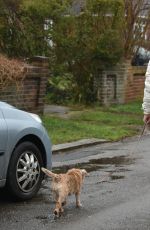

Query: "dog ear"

xmin=81 ymin=169 xmax=88 ymax=177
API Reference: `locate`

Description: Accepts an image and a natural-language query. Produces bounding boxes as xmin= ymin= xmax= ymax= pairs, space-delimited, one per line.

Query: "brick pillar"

xmin=26 ymin=56 xmax=49 ymax=113
xmin=0 ymin=56 xmax=49 ymax=114
xmin=96 ymin=60 xmax=129 ymax=105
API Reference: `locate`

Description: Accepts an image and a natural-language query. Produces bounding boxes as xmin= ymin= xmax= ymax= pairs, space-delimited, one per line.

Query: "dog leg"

xmin=59 ymin=207 xmax=64 ymax=214
xmin=54 ymin=201 xmax=61 ymax=216
xmin=75 ymin=193 xmax=82 ymax=208
xmin=62 ymin=200 xmax=67 ymax=206
xmin=54 ymin=198 xmax=64 ymax=217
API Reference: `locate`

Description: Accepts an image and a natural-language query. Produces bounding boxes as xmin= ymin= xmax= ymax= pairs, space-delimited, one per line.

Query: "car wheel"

xmin=7 ymin=141 xmax=44 ymax=200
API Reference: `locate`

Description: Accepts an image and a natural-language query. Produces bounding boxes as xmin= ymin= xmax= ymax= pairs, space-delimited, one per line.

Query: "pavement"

xmin=44 ymin=104 xmax=70 ymax=119
xmin=52 ymin=138 xmax=108 ymax=153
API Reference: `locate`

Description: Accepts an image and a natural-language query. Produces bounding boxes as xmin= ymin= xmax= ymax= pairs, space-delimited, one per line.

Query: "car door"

xmin=0 ymin=110 xmax=7 ymax=179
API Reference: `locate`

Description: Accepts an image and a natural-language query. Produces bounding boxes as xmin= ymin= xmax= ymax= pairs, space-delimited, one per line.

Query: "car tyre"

xmin=7 ymin=141 xmax=44 ymax=201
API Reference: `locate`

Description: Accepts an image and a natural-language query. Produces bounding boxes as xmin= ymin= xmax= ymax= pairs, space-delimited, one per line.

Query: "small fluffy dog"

xmin=41 ymin=167 xmax=88 ymax=216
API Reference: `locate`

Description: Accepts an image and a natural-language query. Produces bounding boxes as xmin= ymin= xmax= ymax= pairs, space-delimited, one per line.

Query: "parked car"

xmin=132 ymin=47 xmax=150 ymax=66
xmin=0 ymin=101 xmax=52 ymax=200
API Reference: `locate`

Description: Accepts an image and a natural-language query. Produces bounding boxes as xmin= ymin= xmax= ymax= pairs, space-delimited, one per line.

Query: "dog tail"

xmin=41 ymin=167 xmax=56 ymax=178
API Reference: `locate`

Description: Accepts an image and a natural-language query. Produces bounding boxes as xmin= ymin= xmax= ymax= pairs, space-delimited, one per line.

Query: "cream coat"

xmin=142 ymin=61 xmax=150 ymax=114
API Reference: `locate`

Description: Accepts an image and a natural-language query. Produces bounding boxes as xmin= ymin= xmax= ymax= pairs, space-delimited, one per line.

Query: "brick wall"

xmin=124 ymin=66 xmax=146 ymax=103
xmin=96 ymin=61 xmax=146 ymax=105
xmin=0 ymin=56 xmax=49 ymax=114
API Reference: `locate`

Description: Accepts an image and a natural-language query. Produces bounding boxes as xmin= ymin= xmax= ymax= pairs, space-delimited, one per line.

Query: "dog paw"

xmin=59 ymin=207 xmax=64 ymax=213
xmin=54 ymin=210 xmax=60 ymax=217
xmin=76 ymin=203 xmax=82 ymax=208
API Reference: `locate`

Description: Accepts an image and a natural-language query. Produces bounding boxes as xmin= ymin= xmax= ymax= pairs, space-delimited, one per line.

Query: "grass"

xmin=42 ymin=101 xmax=143 ymax=144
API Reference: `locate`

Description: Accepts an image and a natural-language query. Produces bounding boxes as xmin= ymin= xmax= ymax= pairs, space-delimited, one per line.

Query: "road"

xmin=1 ymin=134 xmax=150 ymax=230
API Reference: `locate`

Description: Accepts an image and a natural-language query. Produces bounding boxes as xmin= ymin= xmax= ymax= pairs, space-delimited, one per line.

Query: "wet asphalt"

xmin=1 ymin=134 xmax=150 ymax=230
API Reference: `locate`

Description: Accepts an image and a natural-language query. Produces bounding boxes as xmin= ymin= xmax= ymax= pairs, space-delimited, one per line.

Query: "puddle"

xmin=90 ymin=155 xmax=134 ymax=166
xmin=36 ymin=214 xmax=56 ymax=223
xmin=106 ymin=168 xmax=131 ymax=173
xmin=36 ymin=215 xmax=48 ymax=220
xmin=53 ymin=155 xmax=135 ymax=174
xmin=53 ymin=163 xmax=106 ymax=174
xmin=110 ymin=175 xmax=125 ymax=180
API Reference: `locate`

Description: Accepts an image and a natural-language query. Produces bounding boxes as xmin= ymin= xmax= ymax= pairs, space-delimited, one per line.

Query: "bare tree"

xmin=124 ymin=0 xmax=150 ymax=59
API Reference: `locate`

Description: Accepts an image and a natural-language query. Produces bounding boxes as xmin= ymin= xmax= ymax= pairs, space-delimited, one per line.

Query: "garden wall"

xmin=0 ymin=56 xmax=49 ymax=114
xmin=124 ymin=65 xmax=146 ymax=103
xmin=96 ymin=61 xmax=146 ymax=105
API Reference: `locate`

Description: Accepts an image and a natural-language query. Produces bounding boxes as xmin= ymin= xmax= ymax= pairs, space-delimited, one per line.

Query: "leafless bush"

xmin=0 ymin=54 xmax=26 ymax=90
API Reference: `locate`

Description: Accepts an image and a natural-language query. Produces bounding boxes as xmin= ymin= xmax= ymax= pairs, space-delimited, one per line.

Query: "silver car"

xmin=0 ymin=101 xmax=52 ymax=200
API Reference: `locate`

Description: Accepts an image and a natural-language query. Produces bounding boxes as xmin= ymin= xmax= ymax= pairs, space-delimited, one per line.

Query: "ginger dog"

xmin=41 ymin=167 xmax=88 ymax=217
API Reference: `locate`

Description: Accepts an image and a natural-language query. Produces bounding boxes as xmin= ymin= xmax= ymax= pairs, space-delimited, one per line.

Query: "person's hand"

xmin=143 ymin=114 xmax=150 ymax=124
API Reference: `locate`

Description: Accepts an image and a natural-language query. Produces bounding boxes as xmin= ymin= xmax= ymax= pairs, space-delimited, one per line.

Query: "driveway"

xmin=1 ymin=134 xmax=150 ymax=230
